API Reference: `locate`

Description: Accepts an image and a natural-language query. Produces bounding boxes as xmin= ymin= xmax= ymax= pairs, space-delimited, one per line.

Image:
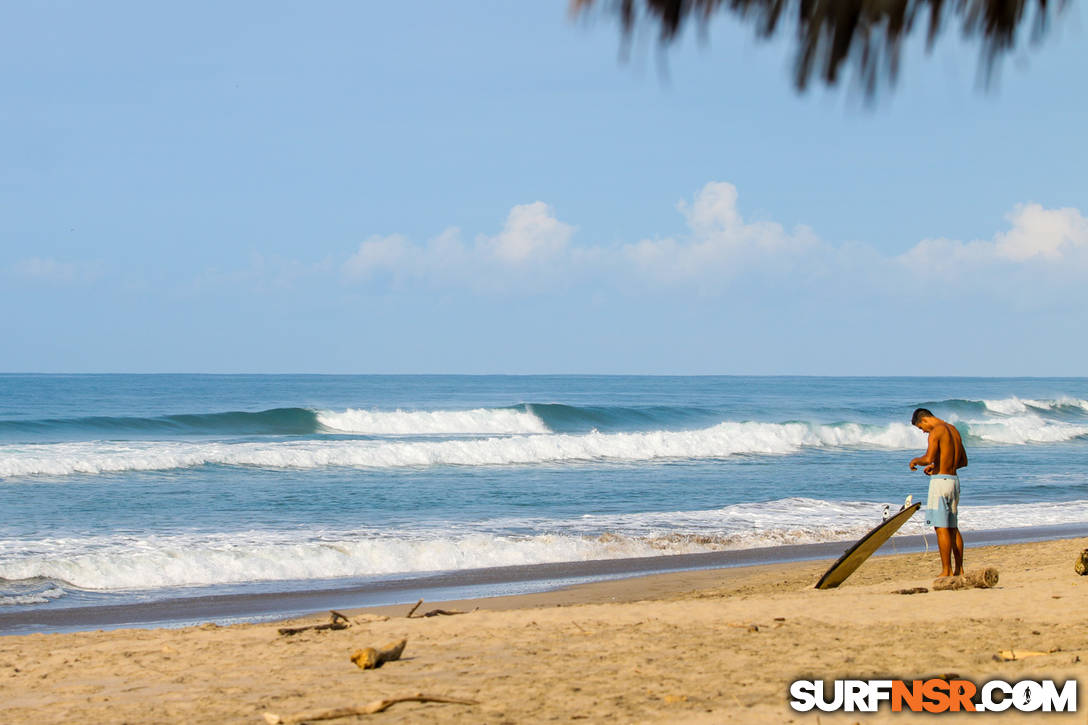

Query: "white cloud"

xmin=331 ymin=182 xmax=1088 ymax=298
xmin=678 ymin=181 xmax=743 ymax=236
xmin=337 ymin=203 xmax=577 ymax=292
xmin=477 ymin=202 xmax=574 ymax=263
xmin=898 ymin=203 xmax=1088 ymax=272
xmin=339 ymin=203 xmax=574 ymax=283
xmin=994 ymin=203 xmax=1088 ymax=261
xmin=334 ymin=183 xmax=825 ymax=293
xmin=343 ymin=234 xmax=413 ymax=279
xmin=620 ymin=182 xmax=821 ymax=285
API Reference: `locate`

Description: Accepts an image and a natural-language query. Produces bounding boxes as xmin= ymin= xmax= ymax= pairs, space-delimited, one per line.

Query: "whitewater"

xmin=1 ymin=374 xmax=1086 ymax=620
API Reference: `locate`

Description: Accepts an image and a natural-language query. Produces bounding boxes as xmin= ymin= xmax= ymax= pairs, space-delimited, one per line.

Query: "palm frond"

xmin=572 ymin=0 xmax=1063 ymax=93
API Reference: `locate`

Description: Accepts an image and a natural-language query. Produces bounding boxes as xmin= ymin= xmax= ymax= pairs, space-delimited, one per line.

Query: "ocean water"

xmin=1 ymin=375 xmax=1086 ymax=617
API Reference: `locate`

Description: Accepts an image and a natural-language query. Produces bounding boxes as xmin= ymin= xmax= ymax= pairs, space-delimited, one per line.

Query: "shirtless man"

xmin=909 ymin=408 xmax=968 ymax=577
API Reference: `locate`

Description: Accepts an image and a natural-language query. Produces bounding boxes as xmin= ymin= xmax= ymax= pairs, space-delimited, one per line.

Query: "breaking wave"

xmin=315 ymin=407 xmax=548 ymax=435
xmin=3 ymin=497 xmax=1086 ymax=593
xmin=932 ymin=396 xmax=1088 ymax=418
xmin=0 ymin=421 xmax=927 ymax=477
xmin=980 ymin=396 xmax=1088 ymax=416
xmin=3 ymin=412 xmax=1087 ymax=479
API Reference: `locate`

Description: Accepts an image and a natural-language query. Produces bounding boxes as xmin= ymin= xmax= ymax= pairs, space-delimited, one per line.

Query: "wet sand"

xmin=2 ymin=536 xmax=1087 ymax=723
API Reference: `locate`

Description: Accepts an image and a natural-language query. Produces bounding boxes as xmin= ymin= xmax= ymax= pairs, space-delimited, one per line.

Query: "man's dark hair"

xmin=911 ymin=408 xmax=934 ymax=425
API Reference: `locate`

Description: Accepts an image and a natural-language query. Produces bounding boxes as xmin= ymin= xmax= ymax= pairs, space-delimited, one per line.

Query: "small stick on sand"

xmin=277 ymin=611 xmax=352 ymax=636
xmin=263 ymin=693 xmax=478 ymax=724
xmin=405 ymin=598 xmax=424 ymax=618
xmin=350 ymin=638 xmax=407 ymax=670
xmin=933 ymin=568 xmax=999 ymax=591
xmin=364 ymin=694 xmax=478 ymax=713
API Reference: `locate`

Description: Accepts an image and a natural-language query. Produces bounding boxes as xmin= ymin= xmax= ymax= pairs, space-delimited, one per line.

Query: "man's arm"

xmin=909 ymin=431 xmax=941 ymax=473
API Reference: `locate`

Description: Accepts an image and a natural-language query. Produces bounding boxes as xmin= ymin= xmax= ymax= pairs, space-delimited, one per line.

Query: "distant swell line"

xmin=3 ymin=395 xmax=1085 ymax=442
xmin=0 ymin=408 xmax=321 ymax=437
xmin=929 ymin=396 xmax=1088 ymax=417
xmin=0 ymin=406 xmax=551 ymax=438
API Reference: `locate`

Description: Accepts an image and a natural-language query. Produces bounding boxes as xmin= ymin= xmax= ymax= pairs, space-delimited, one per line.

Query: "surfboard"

xmin=815 ymin=502 xmax=921 ymax=589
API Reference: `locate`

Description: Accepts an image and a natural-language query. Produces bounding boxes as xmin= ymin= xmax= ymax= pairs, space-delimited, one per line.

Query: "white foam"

xmin=488 ymin=497 xmax=1088 ymax=541
xmin=982 ymin=396 xmax=1088 ymax=415
xmin=0 ymin=533 xmax=670 ymax=590
xmin=316 ymin=407 xmax=549 ymax=435
xmin=953 ymin=396 xmax=1088 ymax=444
xmin=496 ymin=497 xmax=894 ymax=537
xmin=963 ymin=415 xmax=1088 ymax=445
xmin=959 ymin=499 xmax=1088 ymax=529
xmin=3 ymin=497 xmax=1085 ymax=591
xmin=982 ymin=396 xmax=1031 ymax=415
xmin=0 ymin=585 xmax=66 ymax=606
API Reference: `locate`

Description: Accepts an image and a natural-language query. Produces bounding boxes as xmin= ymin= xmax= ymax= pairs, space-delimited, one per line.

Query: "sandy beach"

xmin=2 ymin=536 xmax=1085 ymax=724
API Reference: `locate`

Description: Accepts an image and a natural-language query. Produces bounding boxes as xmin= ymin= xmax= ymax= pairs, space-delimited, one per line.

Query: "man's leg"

xmin=935 ymin=527 xmax=954 ymax=577
xmin=952 ymin=528 xmax=964 ymax=576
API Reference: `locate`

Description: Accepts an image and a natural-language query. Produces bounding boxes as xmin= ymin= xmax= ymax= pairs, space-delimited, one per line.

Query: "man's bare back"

xmin=909 ymin=417 xmax=967 ymax=475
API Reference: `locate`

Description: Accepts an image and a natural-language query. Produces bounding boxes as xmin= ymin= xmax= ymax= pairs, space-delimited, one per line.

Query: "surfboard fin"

xmin=900 ymin=494 xmax=912 ymax=511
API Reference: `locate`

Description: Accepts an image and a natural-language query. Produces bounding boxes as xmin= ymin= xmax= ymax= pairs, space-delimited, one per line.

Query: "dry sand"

xmin=2 ymin=537 xmax=1086 ymax=724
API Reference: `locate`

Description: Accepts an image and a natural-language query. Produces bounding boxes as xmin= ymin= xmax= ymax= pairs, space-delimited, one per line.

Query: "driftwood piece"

xmin=363 ymin=694 xmax=477 ymax=713
xmin=406 ymin=598 xmax=474 ymax=618
xmin=1075 ymin=549 xmax=1088 ymax=576
xmin=933 ymin=568 xmax=999 ymax=591
xmin=420 ymin=608 xmax=467 ymax=617
xmin=350 ymin=638 xmax=407 ymax=670
xmin=278 ymin=611 xmax=351 ymax=636
xmin=263 ymin=693 xmax=478 ymax=724
xmin=893 ymin=587 xmax=929 ymax=595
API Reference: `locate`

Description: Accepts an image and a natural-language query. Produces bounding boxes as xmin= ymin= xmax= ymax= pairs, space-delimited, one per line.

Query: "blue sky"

xmin=2 ymin=1 xmax=1086 ymax=374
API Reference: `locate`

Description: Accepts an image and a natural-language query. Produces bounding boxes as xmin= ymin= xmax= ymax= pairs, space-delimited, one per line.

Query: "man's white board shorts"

xmin=925 ymin=474 xmax=959 ymax=528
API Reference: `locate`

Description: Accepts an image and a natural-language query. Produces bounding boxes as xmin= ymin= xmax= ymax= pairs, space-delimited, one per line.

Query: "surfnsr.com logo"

xmin=789 ymin=678 xmax=1078 ymax=713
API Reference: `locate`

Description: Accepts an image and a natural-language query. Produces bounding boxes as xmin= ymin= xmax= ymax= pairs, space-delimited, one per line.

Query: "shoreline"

xmin=4 ymin=521 xmax=1085 ymax=635
xmin=2 ymin=534 xmax=1086 ymax=723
